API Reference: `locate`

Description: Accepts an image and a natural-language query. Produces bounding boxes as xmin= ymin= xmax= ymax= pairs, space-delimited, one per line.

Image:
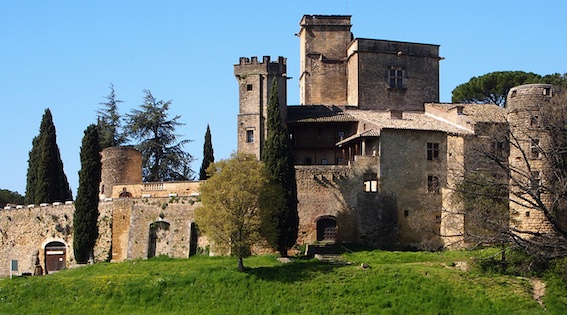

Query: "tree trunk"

xmin=238 ymin=256 xmax=245 ymax=272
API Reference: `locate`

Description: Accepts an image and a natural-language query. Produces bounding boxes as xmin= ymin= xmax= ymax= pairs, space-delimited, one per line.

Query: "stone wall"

xmin=347 ymin=39 xmax=440 ymax=111
xmin=0 ymin=202 xmax=114 ymax=277
xmin=110 ymin=197 xmax=200 ymax=261
xmin=0 ymin=204 xmax=74 ymax=276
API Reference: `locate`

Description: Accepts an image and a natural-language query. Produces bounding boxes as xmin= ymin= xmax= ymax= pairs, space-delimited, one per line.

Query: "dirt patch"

xmin=530 ymin=278 xmax=546 ymax=307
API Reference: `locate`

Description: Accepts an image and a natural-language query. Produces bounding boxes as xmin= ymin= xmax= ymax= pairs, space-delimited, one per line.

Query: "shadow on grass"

xmin=245 ymin=259 xmax=348 ymax=283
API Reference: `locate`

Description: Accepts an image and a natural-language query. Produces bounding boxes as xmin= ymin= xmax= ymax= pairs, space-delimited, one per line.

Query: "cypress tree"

xmin=261 ymin=79 xmax=299 ymax=257
xmin=73 ymin=124 xmax=102 ymax=263
xmin=199 ymin=124 xmax=215 ymax=180
xmin=25 ymin=109 xmax=72 ymax=204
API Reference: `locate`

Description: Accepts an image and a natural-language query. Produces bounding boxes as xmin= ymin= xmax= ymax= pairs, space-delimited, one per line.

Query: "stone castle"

xmin=0 ymin=15 xmax=562 ymax=277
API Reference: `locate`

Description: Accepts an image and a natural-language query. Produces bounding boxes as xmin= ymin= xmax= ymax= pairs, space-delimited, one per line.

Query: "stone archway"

xmin=44 ymin=241 xmax=66 ymax=274
xmin=148 ymin=220 xmax=171 ymax=258
xmin=316 ymin=216 xmax=338 ymax=242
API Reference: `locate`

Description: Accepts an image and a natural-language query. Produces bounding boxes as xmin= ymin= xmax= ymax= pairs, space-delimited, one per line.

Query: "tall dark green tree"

xmin=97 ymin=83 xmax=125 ymax=149
xmin=199 ymin=124 xmax=214 ymax=180
xmin=25 ymin=109 xmax=72 ymax=204
xmin=261 ymin=79 xmax=299 ymax=257
xmin=73 ymin=124 xmax=102 ymax=263
xmin=124 ymin=90 xmax=194 ymax=182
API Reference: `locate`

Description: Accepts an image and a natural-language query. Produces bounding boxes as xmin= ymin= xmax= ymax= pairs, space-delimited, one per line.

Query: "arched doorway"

xmin=148 ymin=221 xmax=171 ymax=258
xmin=316 ymin=216 xmax=337 ymax=242
xmin=44 ymin=241 xmax=66 ymax=273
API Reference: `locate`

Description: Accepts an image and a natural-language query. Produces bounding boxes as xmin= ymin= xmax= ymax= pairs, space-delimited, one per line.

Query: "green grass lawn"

xmin=0 ymin=250 xmax=565 ymax=314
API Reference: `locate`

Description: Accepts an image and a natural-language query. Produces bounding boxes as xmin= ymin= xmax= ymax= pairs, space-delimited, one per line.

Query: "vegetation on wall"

xmin=452 ymin=89 xmax=567 ymax=260
xmin=25 ymin=108 xmax=72 ymax=204
xmin=124 ymin=90 xmax=194 ymax=182
xmin=73 ymin=124 xmax=102 ymax=263
xmin=260 ymin=79 xmax=299 ymax=257
xmin=198 ymin=124 xmax=214 ymax=180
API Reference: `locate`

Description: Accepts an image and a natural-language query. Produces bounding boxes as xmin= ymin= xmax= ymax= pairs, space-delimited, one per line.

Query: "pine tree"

xmin=73 ymin=124 xmax=102 ymax=263
xmin=124 ymin=90 xmax=194 ymax=181
xmin=199 ymin=124 xmax=215 ymax=180
xmin=97 ymin=83 xmax=125 ymax=149
xmin=25 ymin=109 xmax=72 ymax=204
xmin=261 ymin=79 xmax=299 ymax=257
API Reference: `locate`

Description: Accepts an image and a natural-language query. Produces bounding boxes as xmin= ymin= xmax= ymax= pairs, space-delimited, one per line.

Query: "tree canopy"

xmin=0 ymin=189 xmax=24 ymax=208
xmin=124 ymin=90 xmax=194 ymax=182
xmin=195 ymin=153 xmax=282 ymax=271
xmin=25 ymin=108 xmax=72 ymax=204
xmin=73 ymin=124 xmax=102 ymax=263
xmin=97 ymin=83 xmax=126 ymax=149
xmin=198 ymin=124 xmax=214 ymax=180
xmin=260 ymin=79 xmax=299 ymax=257
xmin=451 ymin=71 xmax=566 ymax=107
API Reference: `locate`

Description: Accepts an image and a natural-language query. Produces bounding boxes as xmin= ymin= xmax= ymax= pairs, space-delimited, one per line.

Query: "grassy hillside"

xmin=0 ymin=250 xmax=565 ymax=314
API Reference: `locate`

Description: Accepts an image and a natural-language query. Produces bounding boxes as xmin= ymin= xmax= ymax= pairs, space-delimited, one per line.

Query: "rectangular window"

xmin=321 ymin=159 xmax=328 ymax=165
xmin=530 ymin=139 xmax=541 ymax=159
xmin=427 ymin=143 xmax=440 ymax=161
xmin=388 ymin=67 xmax=404 ymax=89
xmin=304 ymin=157 xmax=312 ymax=164
xmin=529 ymin=170 xmax=541 ymax=192
xmin=364 ymin=173 xmax=378 ymax=193
xmin=337 ymin=131 xmax=345 ymax=141
xmin=493 ymin=141 xmax=505 ymax=160
xmin=246 ymin=84 xmax=253 ymax=91
xmin=427 ymin=175 xmax=440 ymax=194
xmin=246 ymin=129 xmax=254 ymax=143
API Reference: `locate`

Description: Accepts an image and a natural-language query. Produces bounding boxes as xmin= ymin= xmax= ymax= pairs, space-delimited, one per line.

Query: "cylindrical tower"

xmin=99 ymin=146 xmax=142 ymax=199
xmin=506 ymin=83 xmax=556 ymax=235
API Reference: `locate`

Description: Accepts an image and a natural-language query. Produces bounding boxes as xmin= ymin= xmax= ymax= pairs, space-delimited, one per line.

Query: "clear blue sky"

xmin=1 ymin=0 xmax=566 ymax=196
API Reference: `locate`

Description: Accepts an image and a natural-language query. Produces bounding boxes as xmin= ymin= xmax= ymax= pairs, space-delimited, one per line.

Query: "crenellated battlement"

xmin=234 ymin=56 xmax=287 ymax=77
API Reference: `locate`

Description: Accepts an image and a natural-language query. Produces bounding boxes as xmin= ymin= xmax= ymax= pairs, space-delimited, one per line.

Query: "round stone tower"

xmin=506 ymin=83 xmax=556 ymax=235
xmin=99 ymin=146 xmax=142 ymax=200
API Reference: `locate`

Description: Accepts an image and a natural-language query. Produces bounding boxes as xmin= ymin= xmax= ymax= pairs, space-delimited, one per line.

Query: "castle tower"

xmin=506 ymin=84 xmax=556 ymax=236
xmin=234 ymin=56 xmax=287 ymax=159
xmin=299 ymin=15 xmax=352 ymax=105
xmin=99 ymin=146 xmax=142 ymax=200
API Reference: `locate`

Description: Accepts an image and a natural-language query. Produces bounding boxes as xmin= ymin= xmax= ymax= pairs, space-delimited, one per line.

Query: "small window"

xmin=427 ymin=175 xmax=440 ymax=194
xmin=321 ymin=159 xmax=328 ymax=165
xmin=529 ymin=170 xmax=541 ymax=191
xmin=525 ymin=211 xmax=530 ymax=217
xmin=337 ymin=158 xmax=344 ymax=165
xmin=364 ymin=173 xmax=378 ymax=193
xmin=246 ymin=84 xmax=253 ymax=91
xmin=388 ymin=67 xmax=404 ymax=89
xmin=337 ymin=131 xmax=345 ymax=141
xmin=427 ymin=143 xmax=440 ymax=161
xmin=246 ymin=130 xmax=254 ymax=143
xmin=530 ymin=115 xmax=539 ymax=128
xmin=404 ymin=210 xmax=409 ymax=217
xmin=304 ymin=157 xmax=312 ymax=164
xmin=543 ymin=87 xmax=551 ymax=96
xmin=493 ymin=141 xmax=506 ymax=160
xmin=510 ymin=90 xmax=517 ymax=98
xmin=435 ymin=215 xmax=442 ymax=224
xmin=530 ymin=139 xmax=541 ymax=159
